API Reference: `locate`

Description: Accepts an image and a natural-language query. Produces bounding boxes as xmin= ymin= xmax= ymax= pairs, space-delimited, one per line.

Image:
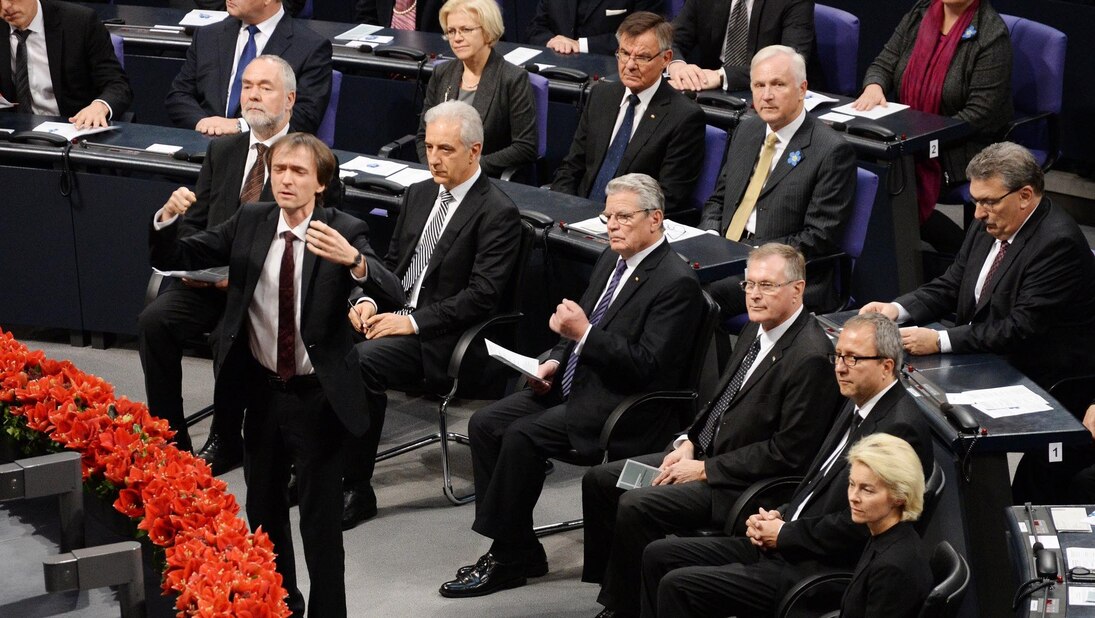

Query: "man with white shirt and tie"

xmin=1 ymin=0 xmax=131 ymax=127
xmin=550 ymin=11 xmax=705 ymax=216
xmin=140 ymin=55 xmax=299 ymax=468
xmin=640 ymin=312 xmax=933 ymax=617
xmin=165 ymin=0 xmax=331 ymax=136
xmin=148 ymin=132 xmax=400 ymax=618
xmin=699 ymin=45 xmax=855 ymax=321
xmin=341 ymin=100 xmax=522 ymax=530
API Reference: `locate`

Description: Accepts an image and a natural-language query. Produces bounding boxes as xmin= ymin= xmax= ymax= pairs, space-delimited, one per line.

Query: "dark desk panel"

xmin=1008 ymin=504 xmax=1095 ymax=617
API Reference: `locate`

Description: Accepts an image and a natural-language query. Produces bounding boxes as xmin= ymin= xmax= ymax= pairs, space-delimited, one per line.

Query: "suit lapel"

xmin=619 ymin=82 xmax=671 ymax=169
xmin=958 ymin=228 xmax=995 ymax=321
xmin=214 ymin=20 xmax=244 ymax=115
xmin=597 ymin=241 xmax=668 ymax=328
xmin=417 ymin=175 xmax=487 ymax=283
xmin=263 ymin=15 xmax=293 ymax=57
xmin=242 ymin=205 xmax=281 ymax=305
xmin=758 ymin=115 xmax=814 ymax=200
xmin=972 ymin=202 xmax=1048 ymax=316
xmin=589 ymin=82 xmax=626 ymax=174
xmin=471 ymin=52 xmax=502 ymax=122
xmin=731 ymin=311 xmax=809 ymax=404
xmin=748 ymin=0 xmax=767 ymax=50
xmin=299 ymin=205 xmax=324 ymax=322
xmin=42 ymin=4 xmax=65 ymax=105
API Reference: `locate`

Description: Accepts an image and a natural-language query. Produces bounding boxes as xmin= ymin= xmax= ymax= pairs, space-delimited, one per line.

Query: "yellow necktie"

xmin=726 ymin=132 xmax=780 ymax=241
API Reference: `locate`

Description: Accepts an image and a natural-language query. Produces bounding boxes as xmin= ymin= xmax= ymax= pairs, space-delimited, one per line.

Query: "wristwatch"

xmin=350 ymin=252 xmax=364 ymax=269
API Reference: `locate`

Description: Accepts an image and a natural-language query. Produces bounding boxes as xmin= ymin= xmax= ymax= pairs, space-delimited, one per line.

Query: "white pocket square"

xmin=605 ymin=8 xmax=628 ymax=16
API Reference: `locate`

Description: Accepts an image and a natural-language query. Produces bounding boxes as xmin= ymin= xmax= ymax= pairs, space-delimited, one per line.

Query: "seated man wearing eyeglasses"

xmin=860 ymin=141 xmax=1095 ymax=504
xmin=699 ymin=45 xmax=856 ymax=320
xmin=439 ymin=173 xmax=704 ymax=599
xmin=582 ymin=243 xmax=842 ymax=618
xmin=550 ymin=11 xmax=705 ymax=217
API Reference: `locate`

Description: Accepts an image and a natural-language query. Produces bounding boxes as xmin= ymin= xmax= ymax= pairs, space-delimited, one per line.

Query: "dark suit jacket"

xmin=524 ymin=0 xmax=664 ymax=55
xmin=700 ymin=113 xmax=856 ymax=308
xmin=353 ymin=0 xmax=444 ymax=33
xmin=670 ymin=0 xmax=814 ymax=91
xmin=148 ymin=203 xmax=400 ymax=436
xmin=766 ymin=383 xmax=934 ymax=569
xmin=686 ymin=311 xmax=841 ymax=514
xmin=164 ymin=14 xmax=332 ymax=134
xmin=552 ymin=79 xmax=705 ymax=214
xmin=415 ymin=50 xmax=538 ymax=177
xmin=363 ymin=172 xmax=522 ymax=388
xmin=177 ymin=132 xmax=272 ymax=238
xmin=863 ymin=0 xmax=1012 ymax=185
xmin=545 ymin=240 xmax=703 ymax=458
xmin=0 ymin=0 xmax=132 ymax=118
xmin=894 ymin=198 xmax=1095 ymax=392
xmin=840 ymin=521 xmax=932 ymax=618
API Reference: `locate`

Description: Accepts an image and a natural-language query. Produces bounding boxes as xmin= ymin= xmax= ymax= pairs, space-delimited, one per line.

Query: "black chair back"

xmin=918 ymin=541 xmax=970 ymax=618
xmin=915 ymin=461 xmax=945 ymax=535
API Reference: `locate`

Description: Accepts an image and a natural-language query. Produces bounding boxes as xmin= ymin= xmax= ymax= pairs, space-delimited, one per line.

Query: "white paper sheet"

xmin=179 ymin=10 xmax=228 ymax=26
xmin=1069 ymin=587 xmax=1095 ymax=606
xmin=153 ymin=266 xmax=228 ymax=283
xmin=818 ymin=111 xmax=855 ymax=124
xmin=32 ymin=121 xmax=119 ymax=141
xmin=386 ymin=168 xmax=434 ymax=187
xmin=1067 ymin=548 xmax=1095 ymax=570
xmin=830 ymin=101 xmax=910 ymax=119
xmin=0 ymin=93 xmax=14 ymax=109
xmin=1029 ymin=535 xmax=1061 ymax=549
xmin=485 ymin=339 xmax=548 ymax=386
xmin=947 ymin=385 xmax=1051 ymax=418
xmin=335 ymin=24 xmax=383 ymax=40
xmin=567 ymin=217 xmax=707 ymax=244
xmin=566 ymin=216 xmax=608 ymax=236
xmin=1052 ymin=507 xmax=1093 ymax=532
xmin=503 ymin=47 xmax=542 ymax=65
xmin=146 ymin=143 xmax=182 ymax=154
xmin=804 ymin=90 xmax=839 ymax=111
xmin=343 ymin=36 xmax=394 ymax=48
xmin=340 ymin=156 xmax=407 ymax=177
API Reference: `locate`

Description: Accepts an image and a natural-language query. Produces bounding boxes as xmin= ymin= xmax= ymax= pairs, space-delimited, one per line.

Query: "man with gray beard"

xmin=139 ymin=54 xmax=297 ymax=469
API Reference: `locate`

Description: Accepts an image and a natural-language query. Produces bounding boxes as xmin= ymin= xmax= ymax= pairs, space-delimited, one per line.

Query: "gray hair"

xmin=747 ymin=243 xmax=805 ymax=282
xmin=966 ymin=142 xmax=1044 ymax=195
xmin=843 ymin=312 xmax=903 ymax=375
xmin=605 ymin=173 xmax=665 ymax=213
xmin=751 ymin=45 xmax=807 ymax=85
xmin=423 ymin=100 xmax=484 ymax=149
xmin=615 ymin=11 xmax=674 ymax=53
xmin=251 ymin=54 xmax=297 ymax=93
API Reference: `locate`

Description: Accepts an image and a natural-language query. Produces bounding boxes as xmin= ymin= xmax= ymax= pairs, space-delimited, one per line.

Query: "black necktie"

xmin=696 ymin=336 xmax=761 ymax=454
xmin=276 ymin=231 xmax=296 ymax=381
xmin=13 ymin=29 xmax=34 ymax=114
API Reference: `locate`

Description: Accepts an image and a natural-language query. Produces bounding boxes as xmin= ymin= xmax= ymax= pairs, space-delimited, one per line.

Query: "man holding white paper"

xmin=582 ymin=243 xmax=841 ymax=617
xmin=439 ymin=173 xmax=703 ymax=599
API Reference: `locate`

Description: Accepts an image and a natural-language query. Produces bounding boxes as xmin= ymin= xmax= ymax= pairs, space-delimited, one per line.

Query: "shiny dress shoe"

xmin=196 ymin=433 xmax=243 ymax=476
xmin=454 ymin=552 xmax=548 ymax=579
xmin=439 ymin=553 xmax=529 ymax=598
xmin=341 ymin=488 xmax=378 ymax=530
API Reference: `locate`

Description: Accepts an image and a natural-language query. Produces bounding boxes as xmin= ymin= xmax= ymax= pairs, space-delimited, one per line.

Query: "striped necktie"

xmin=720 ymin=0 xmax=750 ymax=66
xmin=561 ymin=258 xmax=628 ymax=397
xmin=400 ymin=190 xmax=455 ymax=310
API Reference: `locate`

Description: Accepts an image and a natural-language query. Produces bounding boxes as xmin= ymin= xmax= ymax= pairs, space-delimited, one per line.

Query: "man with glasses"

xmin=551 ymin=11 xmax=705 ymax=216
xmin=699 ymin=45 xmax=855 ymax=321
xmin=860 ymin=141 xmax=1095 ymax=503
xmin=582 ymin=243 xmax=842 ymax=618
xmin=641 ymin=312 xmax=933 ymax=617
xmin=439 ymin=173 xmax=703 ymax=599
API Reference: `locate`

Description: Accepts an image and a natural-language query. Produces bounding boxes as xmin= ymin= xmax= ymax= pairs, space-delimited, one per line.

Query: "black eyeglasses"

xmin=738 ymin=280 xmax=798 ymax=295
xmin=614 ymin=48 xmax=667 ymax=65
xmin=970 ymin=187 xmax=1018 ymax=209
xmin=828 ymin=353 xmax=886 ymax=367
xmin=599 ymin=208 xmax=653 ymax=225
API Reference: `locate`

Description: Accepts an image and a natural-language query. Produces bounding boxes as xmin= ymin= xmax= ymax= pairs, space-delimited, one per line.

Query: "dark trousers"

xmin=137 ymin=282 xmax=226 ymax=451
xmin=468 ymin=389 xmax=574 ymax=554
xmin=343 ymin=335 xmax=425 ymax=491
xmin=640 ymin=535 xmax=807 ymax=618
xmin=584 ymin=453 xmax=729 ymax=616
xmin=243 ymin=364 xmax=347 ymax=618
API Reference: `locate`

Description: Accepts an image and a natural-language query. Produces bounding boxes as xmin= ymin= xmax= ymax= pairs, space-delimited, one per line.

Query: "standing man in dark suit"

xmin=354 ymin=0 xmax=444 ymax=33
xmin=342 ymin=100 xmax=522 ymax=529
xmin=139 ymin=54 xmax=295 ymax=462
xmin=165 ymin=0 xmax=331 ymax=136
xmin=583 ymin=243 xmax=842 ymax=618
xmin=860 ymin=141 xmax=1095 ymax=504
xmin=667 ymin=0 xmax=813 ymax=92
xmin=149 ymin=133 xmax=400 ymax=618
xmin=551 ymin=11 xmax=705 ymax=216
xmin=524 ymin=0 xmax=663 ymax=55
xmin=640 ymin=312 xmax=934 ymax=617
xmin=439 ymin=173 xmax=704 ymax=599
xmin=700 ymin=45 xmax=855 ymax=318
xmin=0 ymin=0 xmax=132 ymax=126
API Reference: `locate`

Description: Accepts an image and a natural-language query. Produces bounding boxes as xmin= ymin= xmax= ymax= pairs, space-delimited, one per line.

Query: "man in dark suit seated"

xmin=667 ymin=0 xmax=813 ymax=92
xmin=149 ymin=132 xmax=401 ymax=618
xmin=354 ymin=0 xmax=444 ymax=33
xmin=0 ymin=0 xmax=132 ymax=127
xmin=165 ymin=0 xmax=331 ymax=136
xmin=550 ymin=11 xmax=705 ymax=216
xmin=700 ymin=45 xmax=855 ymax=319
xmin=438 ymin=173 xmax=705 ymax=599
xmin=139 ymin=55 xmax=296 ymax=462
xmin=524 ymin=0 xmax=663 ymax=55
xmin=640 ymin=312 xmax=934 ymax=617
xmin=860 ymin=141 xmax=1095 ymax=504
xmin=342 ymin=100 xmax=523 ymax=529
xmin=582 ymin=243 xmax=843 ymax=618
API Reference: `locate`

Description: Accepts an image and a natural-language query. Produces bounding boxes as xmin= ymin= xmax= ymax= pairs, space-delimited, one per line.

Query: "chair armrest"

xmin=377 ymin=134 xmax=417 ymax=161
xmin=1001 ymin=111 xmax=1060 ymax=171
xmin=598 ymin=389 xmax=697 ymax=452
xmin=724 ymin=475 xmax=803 ymax=536
xmin=775 ymin=569 xmax=854 ymax=618
xmin=144 ymin=272 xmax=165 ymax=306
xmin=446 ymin=312 xmax=524 ymax=380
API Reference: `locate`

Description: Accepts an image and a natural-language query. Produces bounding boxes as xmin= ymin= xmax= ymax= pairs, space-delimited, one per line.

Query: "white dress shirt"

xmin=8 ymin=2 xmax=58 ymax=116
xmin=745 ymin=108 xmax=807 ymax=235
xmin=609 ymin=78 xmax=661 ymax=144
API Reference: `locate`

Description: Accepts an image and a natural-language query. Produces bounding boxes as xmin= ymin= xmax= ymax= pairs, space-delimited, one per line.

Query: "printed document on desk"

xmin=830 ymin=101 xmax=910 ymax=119
xmin=1052 ymin=507 xmax=1093 ymax=532
xmin=946 ymin=384 xmax=1051 ymax=417
xmin=485 ymin=339 xmax=549 ymax=387
xmin=33 ymin=121 xmax=118 ymax=141
xmin=335 ymin=24 xmax=383 ymax=40
xmin=341 ymin=156 xmax=407 ymax=177
xmin=504 ymin=47 xmax=542 ymax=65
xmin=179 ymin=10 xmax=228 ymax=26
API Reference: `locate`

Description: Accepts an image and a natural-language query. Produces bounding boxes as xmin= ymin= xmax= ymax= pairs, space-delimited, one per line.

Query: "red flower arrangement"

xmin=0 ymin=330 xmax=290 ymax=617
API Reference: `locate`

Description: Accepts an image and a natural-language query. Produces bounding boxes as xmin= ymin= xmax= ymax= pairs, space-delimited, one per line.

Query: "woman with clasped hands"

xmin=840 ymin=433 xmax=932 ymax=617
xmin=852 ymin=0 xmax=1011 ymax=254
xmin=414 ymin=0 xmax=538 ymax=178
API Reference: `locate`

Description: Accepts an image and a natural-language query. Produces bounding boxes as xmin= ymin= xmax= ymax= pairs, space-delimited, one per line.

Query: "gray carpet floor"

xmin=0 ymin=330 xmax=599 ymax=617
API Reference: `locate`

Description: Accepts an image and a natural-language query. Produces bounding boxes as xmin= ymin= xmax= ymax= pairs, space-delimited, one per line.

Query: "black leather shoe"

xmin=287 ymin=469 xmax=299 ymax=507
xmin=341 ymin=488 xmax=378 ymax=530
xmin=454 ymin=553 xmax=548 ymax=579
xmin=197 ymin=433 xmax=243 ymax=476
xmin=594 ymin=610 xmax=616 ymax=618
xmin=439 ymin=553 xmax=528 ymax=598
